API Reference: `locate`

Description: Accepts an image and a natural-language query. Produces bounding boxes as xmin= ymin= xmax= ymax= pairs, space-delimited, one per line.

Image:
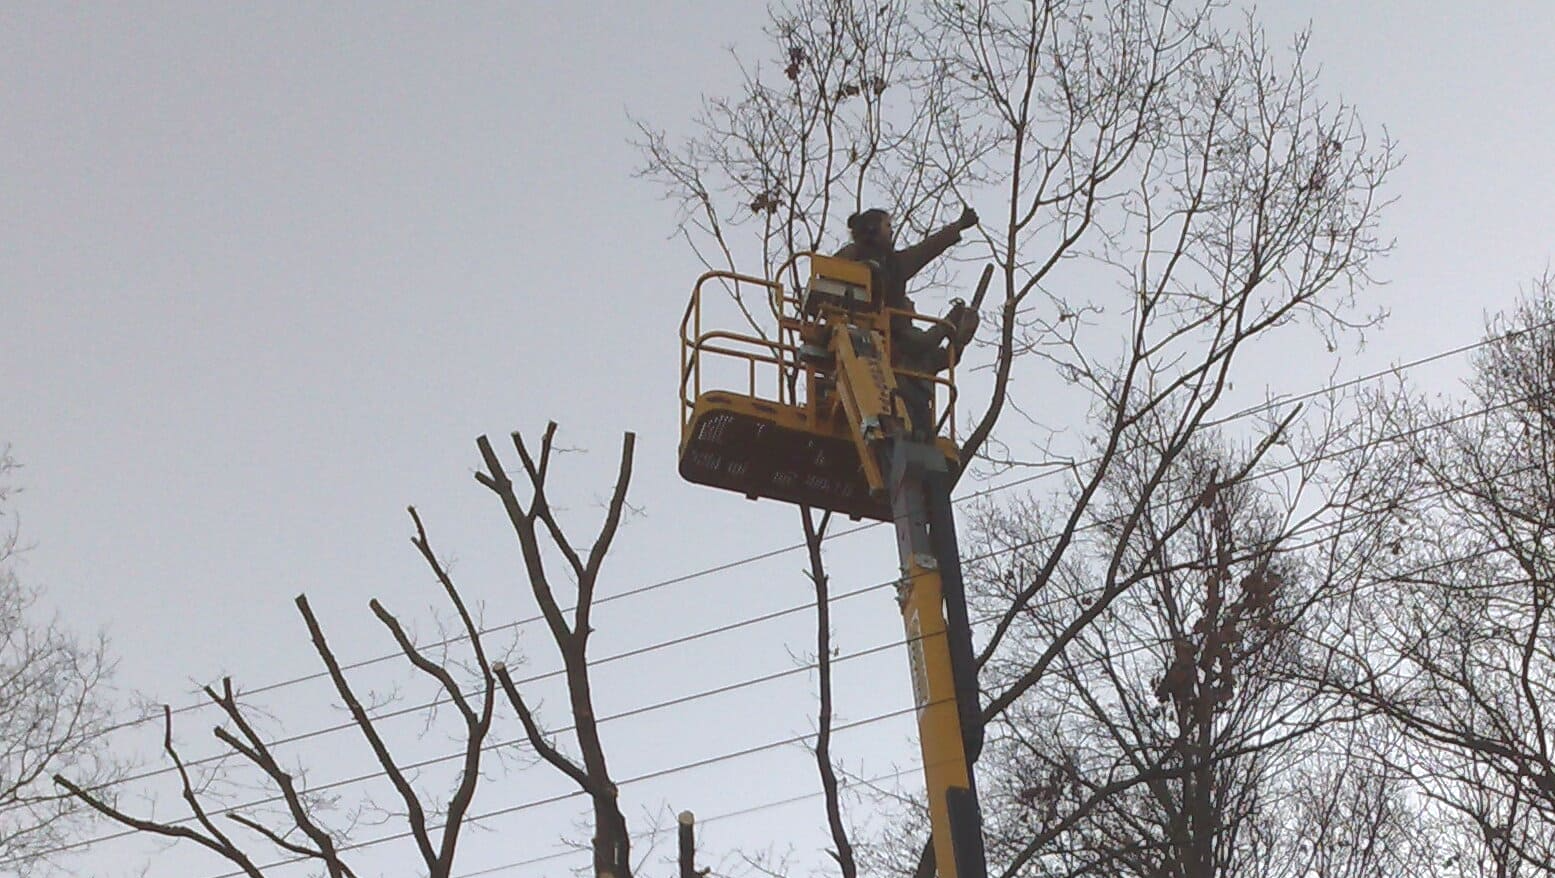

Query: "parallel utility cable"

xmin=29 ymin=516 xmax=1524 ymax=867
xmin=435 ymin=719 xmax=1442 ymax=878
xmin=197 ymin=572 xmax=1448 ymax=878
xmin=162 ymin=318 xmax=1555 ymax=878
xmin=34 ymin=390 xmax=1534 ymax=814
xmin=25 ymin=339 xmax=1543 ymax=860
xmin=193 ymin=632 xmax=1189 ymax=878
xmin=21 ymin=385 xmax=1537 ymax=862
xmin=39 ymin=605 xmax=1017 ymax=859
xmin=88 ymin=322 xmax=1544 ymax=739
xmin=89 ymin=463 xmax=1029 ymax=738
xmin=191 ymin=697 xmax=961 ymax=878
xmin=64 ymin=526 xmax=1339 ymax=867
xmin=39 ymin=472 xmax=1503 ymax=865
xmin=450 ymin=761 xmax=931 ymax=878
xmin=53 ymin=541 xmax=1534 ymax=873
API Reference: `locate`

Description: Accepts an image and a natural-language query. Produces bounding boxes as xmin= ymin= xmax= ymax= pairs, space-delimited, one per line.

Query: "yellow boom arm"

xmin=820 ymin=307 xmax=987 ymax=878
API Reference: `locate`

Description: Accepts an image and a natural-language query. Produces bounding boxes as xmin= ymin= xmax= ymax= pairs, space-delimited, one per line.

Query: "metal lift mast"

xmin=825 ymin=295 xmax=987 ymax=878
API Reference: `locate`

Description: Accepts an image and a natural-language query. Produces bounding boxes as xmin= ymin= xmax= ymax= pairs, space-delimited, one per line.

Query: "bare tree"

xmin=959 ymin=425 xmax=1430 ymax=878
xmin=53 ymin=424 xmax=639 ymax=878
xmin=1237 ymin=732 xmax=1441 ymax=878
xmin=477 ymin=425 xmax=638 ymax=878
xmin=801 ymin=506 xmax=860 ymax=878
xmin=636 ymin=0 xmax=979 ymax=295
xmin=0 ymin=449 xmax=120 ymax=876
xmin=1331 ymin=281 xmax=1555 ymax=875
xmin=640 ymin=0 xmax=1396 ymax=873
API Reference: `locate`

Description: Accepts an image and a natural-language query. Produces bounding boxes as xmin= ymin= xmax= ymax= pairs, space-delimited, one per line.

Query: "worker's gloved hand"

xmin=944 ymin=298 xmax=966 ymax=325
xmin=945 ymin=298 xmax=978 ymax=348
xmin=957 ymin=206 xmax=979 ymax=230
xmin=953 ymin=307 xmax=980 ymax=347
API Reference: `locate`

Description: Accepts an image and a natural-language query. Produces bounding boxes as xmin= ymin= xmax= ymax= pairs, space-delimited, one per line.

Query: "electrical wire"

xmin=18 ymin=327 xmax=1550 ymax=870
xmin=198 ymin=535 xmax=1491 ymax=878
xmin=41 ymin=624 xmax=928 ymax=858
xmin=48 ymin=517 xmax=1297 ymax=866
xmin=26 ymin=509 xmax=1532 ymax=868
xmin=189 ymin=629 xmax=1196 ymax=878
xmin=38 ymin=461 xmax=1513 ymax=865
xmin=193 ymin=697 xmax=955 ymax=878
xmin=28 ymin=384 xmax=1535 ymax=830
xmin=449 ymin=762 xmax=931 ymax=877
xmin=88 ymin=321 xmax=1540 ymax=741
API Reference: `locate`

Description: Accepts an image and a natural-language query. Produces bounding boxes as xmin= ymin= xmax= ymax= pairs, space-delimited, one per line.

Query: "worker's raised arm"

xmin=897 ymin=206 xmax=978 ymax=280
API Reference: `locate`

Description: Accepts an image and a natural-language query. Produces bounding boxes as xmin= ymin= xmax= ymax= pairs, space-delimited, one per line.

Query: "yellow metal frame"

xmin=901 ymin=554 xmax=978 ymax=878
xmin=679 ymin=258 xmax=959 ymax=448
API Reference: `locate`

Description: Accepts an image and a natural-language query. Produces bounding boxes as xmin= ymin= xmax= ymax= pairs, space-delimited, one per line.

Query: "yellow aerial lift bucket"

xmin=678 ymin=251 xmax=992 ymax=878
xmin=677 ymin=255 xmax=958 ymax=520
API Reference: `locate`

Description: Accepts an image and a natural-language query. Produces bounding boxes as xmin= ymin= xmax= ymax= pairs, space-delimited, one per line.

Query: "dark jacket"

xmin=836 ymin=223 xmax=963 ymax=317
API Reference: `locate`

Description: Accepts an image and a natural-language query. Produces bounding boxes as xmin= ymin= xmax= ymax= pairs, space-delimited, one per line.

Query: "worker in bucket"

xmin=838 ymin=206 xmax=980 ymax=435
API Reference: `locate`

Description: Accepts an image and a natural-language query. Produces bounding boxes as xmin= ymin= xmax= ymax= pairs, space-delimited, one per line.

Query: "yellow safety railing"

xmin=681 ymin=261 xmax=959 ymax=442
xmin=679 ymin=270 xmax=800 ymax=435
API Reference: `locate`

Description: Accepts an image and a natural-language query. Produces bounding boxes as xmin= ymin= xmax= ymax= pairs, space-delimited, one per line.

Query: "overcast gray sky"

xmin=4 ymin=3 xmax=1554 ymax=876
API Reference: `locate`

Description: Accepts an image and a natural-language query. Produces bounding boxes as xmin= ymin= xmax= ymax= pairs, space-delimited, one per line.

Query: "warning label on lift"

xmin=907 ymin=609 xmax=929 ymax=719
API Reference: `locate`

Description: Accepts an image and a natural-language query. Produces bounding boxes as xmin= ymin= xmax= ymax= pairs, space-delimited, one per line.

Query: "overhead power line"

xmin=31 ymin=489 xmax=1526 ymax=869
xmin=90 ymin=323 xmax=1542 ymax=740
xmin=194 ymin=697 xmax=954 ymax=878
xmin=19 ymin=387 xmax=1543 ymax=878
xmin=198 ymin=525 xmax=1508 ymax=878
xmin=450 ymin=762 xmax=931 ymax=878
xmin=20 ymin=326 xmax=1547 ymax=870
xmin=34 ymin=600 xmax=1017 ymax=860
xmin=190 ymin=628 xmax=1199 ymax=878
xmin=28 ymin=386 xmax=1538 ymax=833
